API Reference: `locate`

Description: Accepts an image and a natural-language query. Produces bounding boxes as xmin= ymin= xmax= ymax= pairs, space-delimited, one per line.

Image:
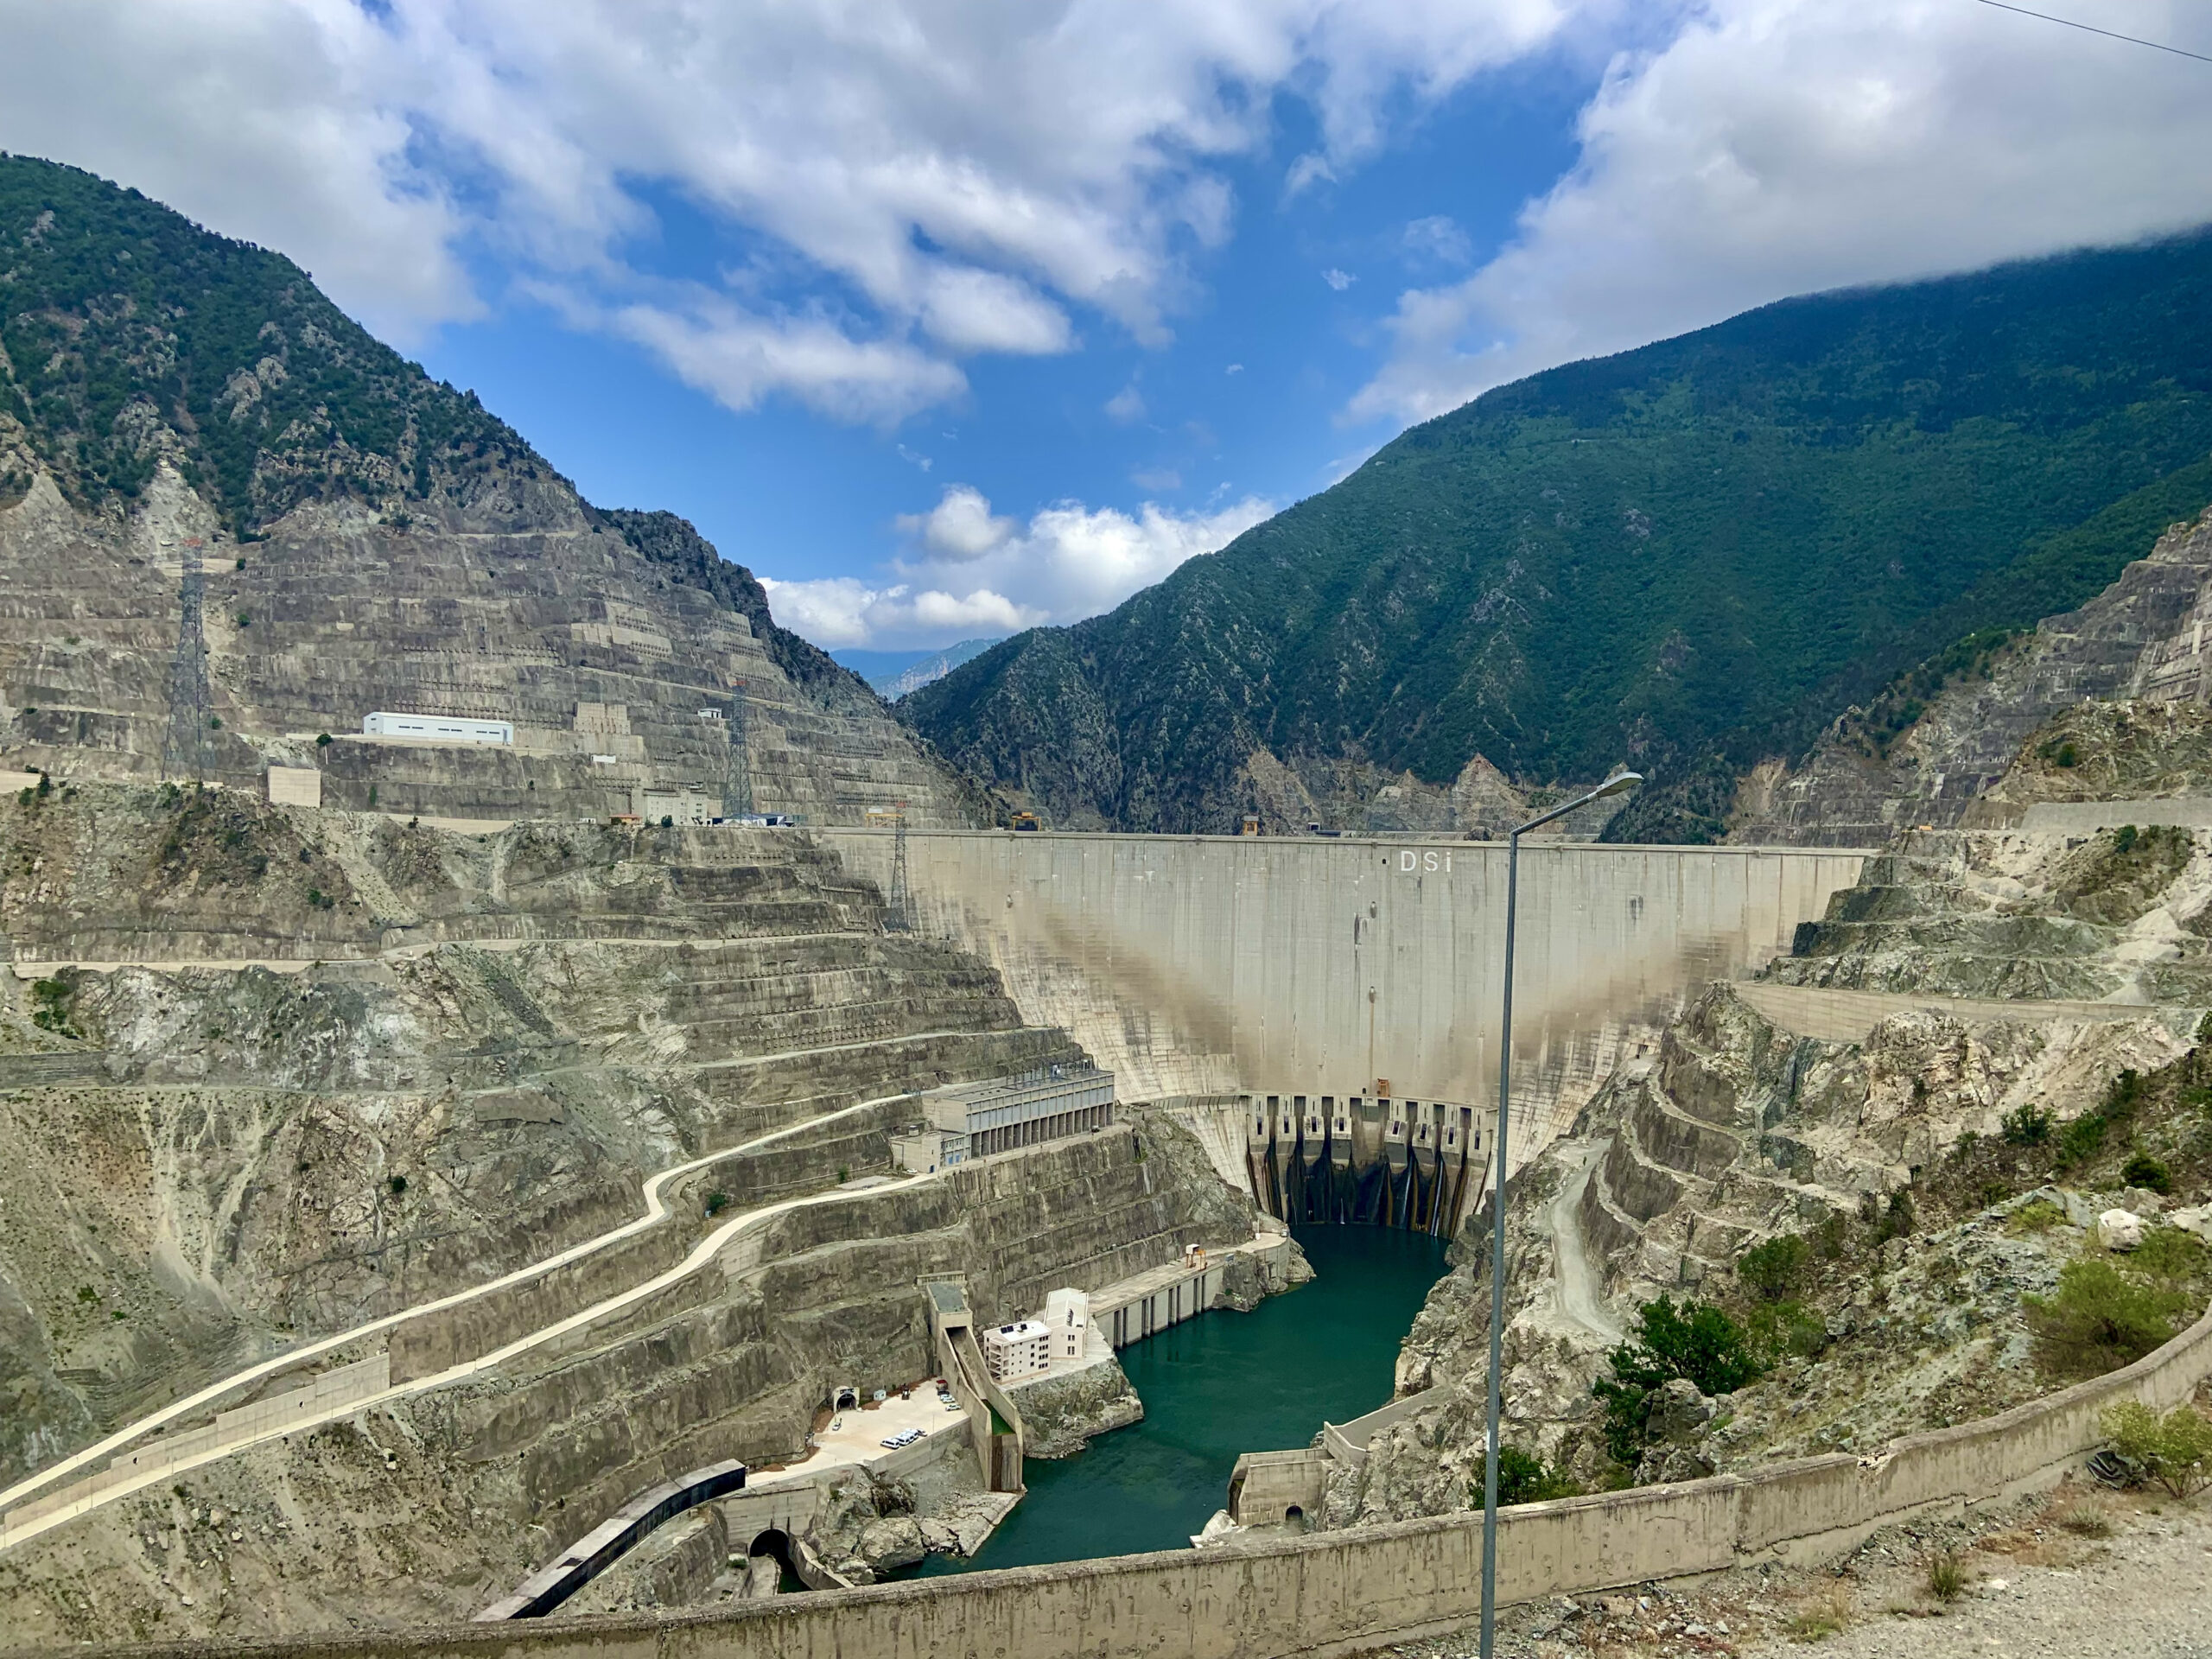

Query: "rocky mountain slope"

xmin=1738 ymin=506 xmax=2212 ymax=844
xmin=906 ymin=233 xmax=2212 ymax=840
xmin=0 ymin=784 xmax=1071 ymax=1493
xmin=0 ymin=155 xmax=979 ymax=825
xmin=0 ymin=781 xmax=1271 ymax=1644
xmin=1330 ymin=521 xmax=2212 ymax=1520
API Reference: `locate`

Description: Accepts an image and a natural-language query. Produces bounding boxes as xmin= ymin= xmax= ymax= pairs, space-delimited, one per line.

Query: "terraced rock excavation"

xmin=0 ymin=785 xmax=1265 ymax=1646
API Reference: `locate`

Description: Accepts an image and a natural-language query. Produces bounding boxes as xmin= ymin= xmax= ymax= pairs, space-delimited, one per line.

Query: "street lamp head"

xmin=1593 ymin=768 xmax=1643 ymax=800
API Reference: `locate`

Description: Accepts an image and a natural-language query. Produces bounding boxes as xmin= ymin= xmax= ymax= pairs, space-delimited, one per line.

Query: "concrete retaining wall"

xmin=817 ymin=831 xmax=1866 ymax=1155
xmin=124 ymin=1298 xmax=2212 ymax=1659
xmin=2017 ymin=798 xmax=2212 ymax=832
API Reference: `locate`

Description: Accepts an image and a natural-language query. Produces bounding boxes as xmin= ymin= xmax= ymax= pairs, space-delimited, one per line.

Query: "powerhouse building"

xmin=362 ymin=712 xmax=514 ymax=746
xmin=887 ymin=1064 xmax=1116 ymax=1173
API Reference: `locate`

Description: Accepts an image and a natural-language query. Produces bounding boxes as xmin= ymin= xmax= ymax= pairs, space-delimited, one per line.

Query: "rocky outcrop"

xmin=1776 ymin=821 xmax=2212 ymax=1006
xmin=0 ymin=464 xmax=981 ymax=827
xmin=1738 ymin=508 xmax=2212 ymax=844
xmin=1004 ymin=1357 xmax=1143 ymax=1459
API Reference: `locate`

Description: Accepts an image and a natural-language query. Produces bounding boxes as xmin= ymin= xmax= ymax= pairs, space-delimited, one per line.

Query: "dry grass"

xmin=1788 ymin=1583 xmax=1854 ymax=1643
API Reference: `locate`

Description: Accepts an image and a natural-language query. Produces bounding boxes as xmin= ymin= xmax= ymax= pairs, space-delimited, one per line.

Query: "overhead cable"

xmin=1970 ymin=0 xmax=2212 ymax=66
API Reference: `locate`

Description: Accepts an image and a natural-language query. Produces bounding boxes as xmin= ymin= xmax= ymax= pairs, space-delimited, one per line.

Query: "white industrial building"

xmin=1043 ymin=1287 xmax=1090 ymax=1362
xmin=982 ymin=1320 xmax=1052 ymax=1382
xmin=362 ymin=712 xmax=513 ymax=746
xmin=889 ymin=1125 xmax=966 ymax=1174
xmin=889 ymin=1065 xmax=1115 ymax=1173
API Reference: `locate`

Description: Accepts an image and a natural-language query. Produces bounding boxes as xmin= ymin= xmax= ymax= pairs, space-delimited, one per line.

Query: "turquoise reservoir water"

xmin=908 ymin=1226 xmax=1451 ymax=1575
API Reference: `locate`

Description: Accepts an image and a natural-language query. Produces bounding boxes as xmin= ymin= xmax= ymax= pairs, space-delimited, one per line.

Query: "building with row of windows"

xmin=887 ymin=1064 xmax=1116 ymax=1173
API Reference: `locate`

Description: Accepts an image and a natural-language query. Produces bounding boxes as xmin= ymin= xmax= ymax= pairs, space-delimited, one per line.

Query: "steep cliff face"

xmin=906 ymin=236 xmax=2212 ymax=837
xmin=0 ymin=155 xmax=979 ymax=826
xmin=0 ymin=785 xmax=1076 ymax=1490
xmin=1736 ymin=508 xmax=2212 ymax=844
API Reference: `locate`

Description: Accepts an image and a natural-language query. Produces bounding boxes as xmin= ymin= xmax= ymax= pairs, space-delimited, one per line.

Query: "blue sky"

xmin=5 ymin=2 xmax=2211 ymax=651
xmin=407 ymin=50 xmax=1597 ymax=651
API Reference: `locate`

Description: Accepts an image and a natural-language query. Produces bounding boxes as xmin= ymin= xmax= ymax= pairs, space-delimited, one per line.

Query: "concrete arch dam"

xmin=817 ymin=832 xmax=1870 ymax=1201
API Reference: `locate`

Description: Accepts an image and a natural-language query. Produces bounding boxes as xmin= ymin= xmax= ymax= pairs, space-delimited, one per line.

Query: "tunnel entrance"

xmin=749 ymin=1527 xmax=805 ymax=1594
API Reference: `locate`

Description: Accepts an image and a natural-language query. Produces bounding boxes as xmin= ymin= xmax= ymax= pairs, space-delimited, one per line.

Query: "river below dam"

xmin=910 ymin=1225 xmax=1452 ymax=1576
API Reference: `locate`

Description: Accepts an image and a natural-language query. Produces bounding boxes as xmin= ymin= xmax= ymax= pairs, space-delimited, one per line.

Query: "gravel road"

xmin=1737 ymin=1496 xmax=2212 ymax=1659
xmin=1376 ymin=1482 xmax=2212 ymax=1659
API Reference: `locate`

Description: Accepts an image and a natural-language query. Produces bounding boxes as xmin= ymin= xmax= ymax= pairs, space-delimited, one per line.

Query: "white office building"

xmin=362 ymin=712 xmax=513 ymax=746
xmin=1043 ymin=1287 xmax=1090 ymax=1362
xmin=982 ymin=1319 xmax=1052 ymax=1382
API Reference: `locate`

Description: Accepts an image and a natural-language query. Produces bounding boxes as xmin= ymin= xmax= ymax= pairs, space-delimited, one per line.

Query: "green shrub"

xmin=1927 ymin=1553 xmax=1965 ymax=1602
xmin=1593 ymin=1297 xmax=1763 ymax=1465
xmin=2057 ymin=1112 xmax=2108 ymax=1166
xmin=2024 ymin=1255 xmax=2193 ymax=1377
xmin=29 ymin=976 xmax=79 ymax=1038
xmin=2114 ymin=824 xmax=2139 ymax=854
xmin=703 ymin=1191 xmax=729 ymax=1217
xmin=2129 ymin=1224 xmax=2208 ymax=1282
xmin=315 ymin=732 xmax=332 ymax=747
xmin=2101 ymin=1401 xmax=2212 ymax=1497
xmin=1872 ymin=1189 xmax=1916 ymax=1246
xmin=1470 ymin=1446 xmax=1582 ymax=1507
xmin=386 ymin=1174 xmax=406 ymax=1196
xmin=2006 ymin=1198 xmax=2067 ymax=1234
xmin=2000 ymin=1103 xmax=2053 ymax=1146
xmin=1738 ymin=1233 xmax=1811 ymax=1301
xmin=2123 ymin=1150 xmax=2174 ymax=1194
xmin=1745 ymin=1300 xmax=1828 ymax=1363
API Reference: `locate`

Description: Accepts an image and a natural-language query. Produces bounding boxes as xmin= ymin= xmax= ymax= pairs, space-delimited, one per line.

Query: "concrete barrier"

xmin=817 ymin=830 xmax=1867 ymax=1151
xmin=3 ymin=1356 xmax=390 ymax=1532
xmin=113 ymin=1298 xmax=2212 ymax=1659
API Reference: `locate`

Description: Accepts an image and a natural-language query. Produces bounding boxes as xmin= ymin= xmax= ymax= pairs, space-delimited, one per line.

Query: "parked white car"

xmin=879 ymin=1427 xmax=925 ymax=1449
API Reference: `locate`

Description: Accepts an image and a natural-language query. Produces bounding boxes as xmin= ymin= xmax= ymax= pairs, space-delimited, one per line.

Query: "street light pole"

xmin=1479 ymin=768 xmax=1641 ymax=1659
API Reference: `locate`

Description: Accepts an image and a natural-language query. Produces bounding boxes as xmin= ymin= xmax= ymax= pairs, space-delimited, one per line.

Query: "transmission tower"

xmin=885 ymin=801 xmax=912 ymax=932
xmin=724 ymin=678 xmax=754 ymax=817
xmin=160 ymin=538 xmax=213 ymax=784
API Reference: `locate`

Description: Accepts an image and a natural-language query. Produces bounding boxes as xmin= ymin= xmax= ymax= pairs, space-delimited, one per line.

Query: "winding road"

xmin=1541 ymin=1138 xmax=1624 ymax=1346
xmin=0 ymin=1096 xmax=937 ymax=1554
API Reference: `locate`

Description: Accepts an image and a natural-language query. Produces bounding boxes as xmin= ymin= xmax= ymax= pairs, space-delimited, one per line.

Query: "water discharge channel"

xmin=906 ymin=1227 xmax=1450 ymax=1575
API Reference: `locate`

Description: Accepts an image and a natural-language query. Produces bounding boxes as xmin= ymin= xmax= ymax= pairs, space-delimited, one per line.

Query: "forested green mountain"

xmin=906 ymin=234 xmax=2212 ymax=841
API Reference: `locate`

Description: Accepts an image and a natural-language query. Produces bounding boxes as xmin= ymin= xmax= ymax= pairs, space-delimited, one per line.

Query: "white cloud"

xmin=896 ymin=484 xmax=1015 ymax=563
xmin=760 ymin=575 xmax=1037 ymax=649
xmin=918 ymin=268 xmax=1074 ymax=355
xmin=772 ymin=483 xmax=1273 ymax=647
xmin=1351 ymin=0 xmax=2212 ymax=424
xmin=1401 ymin=213 xmax=1471 ymax=266
xmin=1321 ymin=267 xmax=1356 ymax=290
xmin=0 ymin=0 xmax=1586 ymax=421
xmin=605 ymin=292 xmax=967 ymax=426
xmin=1103 ymin=383 xmax=1147 ymax=423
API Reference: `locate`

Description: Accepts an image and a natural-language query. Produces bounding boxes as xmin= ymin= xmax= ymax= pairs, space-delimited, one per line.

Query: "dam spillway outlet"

xmin=1247 ymin=1091 xmax=1484 ymax=1235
